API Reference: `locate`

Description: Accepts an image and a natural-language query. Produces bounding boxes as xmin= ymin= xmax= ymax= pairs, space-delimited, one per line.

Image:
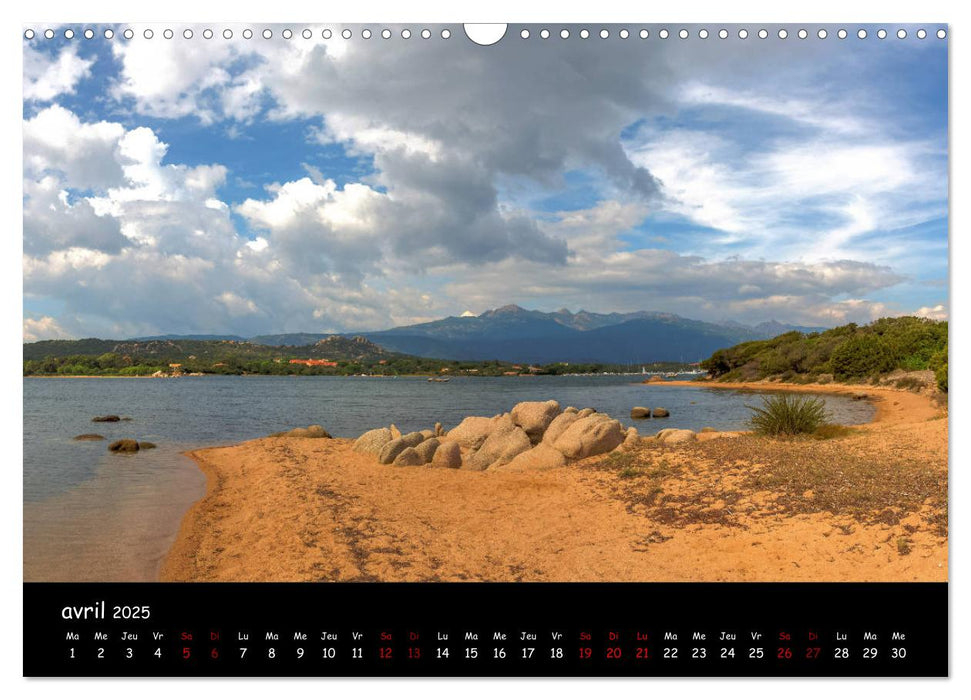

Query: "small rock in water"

xmin=108 ymin=439 xmax=140 ymax=453
xmin=389 ymin=423 xmax=402 ymax=439
xmin=138 ymin=441 xmax=157 ymax=449
xmin=630 ymin=407 xmax=651 ymax=419
xmin=434 ymin=422 xmax=444 ymax=437
xmin=73 ymin=434 xmax=104 ymax=441
xmin=653 ymin=407 xmax=670 ymax=418
xmin=92 ymin=415 xmax=121 ymax=423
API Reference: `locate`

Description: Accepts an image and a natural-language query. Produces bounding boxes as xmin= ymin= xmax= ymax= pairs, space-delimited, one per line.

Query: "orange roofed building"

xmin=289 ymin=358 xmax=338 ymax=367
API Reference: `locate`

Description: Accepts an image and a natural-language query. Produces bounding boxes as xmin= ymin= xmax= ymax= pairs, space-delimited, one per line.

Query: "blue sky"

xmin=22 ymin=24 xmax=948 ymax=339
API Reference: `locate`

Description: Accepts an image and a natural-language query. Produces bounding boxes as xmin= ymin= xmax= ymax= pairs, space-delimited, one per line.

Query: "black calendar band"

xmin=24 ymin=582 xmax=947 ymax=677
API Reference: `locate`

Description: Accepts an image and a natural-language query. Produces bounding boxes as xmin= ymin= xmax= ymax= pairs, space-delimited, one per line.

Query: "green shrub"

xmin=748 ymin=394 xmax=830 ymax=436
xmin=929 ymin=344 xmax=948 ymax=393
xmin=935 ymin=362 xmax=948 ymax=393
xmin=829 ymin=334 xmax=898 ymax=380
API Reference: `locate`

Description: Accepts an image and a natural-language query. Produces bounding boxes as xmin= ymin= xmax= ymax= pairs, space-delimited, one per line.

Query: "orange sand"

xmin=161 ymin=382 xmax=947 ymax=583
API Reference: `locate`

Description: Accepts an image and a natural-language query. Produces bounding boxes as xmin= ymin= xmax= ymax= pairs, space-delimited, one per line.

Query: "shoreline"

xmin=161 ymin=381 xmax=947 ymax=583
xmin=660 ymin=379 xmax=943 ymax=428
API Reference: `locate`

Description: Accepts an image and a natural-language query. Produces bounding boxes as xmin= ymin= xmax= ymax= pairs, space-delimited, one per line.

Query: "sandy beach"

xmin=161 ymin=381 xmax=948 ymax=583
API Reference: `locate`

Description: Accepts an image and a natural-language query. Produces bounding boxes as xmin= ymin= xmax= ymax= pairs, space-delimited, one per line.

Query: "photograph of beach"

xmin=23 ymin=24 xmax=948 ymax=585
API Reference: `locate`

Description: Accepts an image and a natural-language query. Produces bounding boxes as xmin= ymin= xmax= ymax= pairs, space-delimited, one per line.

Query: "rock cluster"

xmin=353 ymin=400 xmax=638 ymax=471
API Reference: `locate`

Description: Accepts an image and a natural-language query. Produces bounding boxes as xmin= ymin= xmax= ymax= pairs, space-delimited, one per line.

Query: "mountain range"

xmin=25 ymin=305 xmax=823 ymax=365
xmin=248 ymin=305 xmax=824 ymax=365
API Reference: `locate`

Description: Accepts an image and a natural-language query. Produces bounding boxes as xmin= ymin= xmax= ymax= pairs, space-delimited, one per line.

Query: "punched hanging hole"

xmin=64 ymin=29 xmax=75 ymax=39
xmin=104 ymin=28 xmax=115 ymax=39
xmin=600 ymin=29 xmax=610 ymax=39
xmin=322 ymin=29 xmax=332 ymax=39
xmin=877 ymin=29 xmax=887 ymax=39
xmin=757 ymin=29 xmax=767 ymax=39
xmin=123 ymin=28 xmax=134 ymax=39
xmin=441 ymin=28 xmax=451 ymax=39
xmin=223 ymin=29 xmax=233 ymax=40
xmin=718 ymin=29 xmax=728 ymax=39
xmin=619 ymin=28 xmax=629 ymax=39
xmin=243 ymin=29 xmax=253 ymax=39
xmin=382 ymin=29 xmax=392 ymax=39
xmin=520 ymin=29 xmax=529 ymax=39
xmin=916 ymin=29 xmax=927 ymax=39
xmin=143 ymin=29 xmax=153 ymax=39
xmin=361 ymin=29 xmax=372 ymax=39
xmin=560 ymin=29 xmax=570 ymax=39
xmin=659 ymin=29 xmax=669 ymax=39
xmin=581 ymin=29 xmax=591 ymax=39
xmin=183 ymin=29 xmax=193 ymax=39
xmin=85 ymin=29 xmax=95 ymax=39
xmin=341 ymin=29 xmax=351 ymax=39
xmin=837 ymin=29 xmax=848 ymax=39
xmin=203 ymin=28 xmax=214 ymax=39
xmin=897 ymin=29 xmax=907 ymax=39
xmin=302 ymin=29 xmax=312 ymax=39
xmin=818 ymin=29 xmax=827 ymax=39
xmin=401 ymin=29 xmax=411 ymax=39
xmin=937 ymin=29 xmax=946 ymax=39
xmin=540 ymin=28 xmax=550 ymax=39
xmin=44 ymin=28 xmax=54 ymax=39
xmin=463 ymin=24 xmax=506 ymax=46
xmin=639 ymin=29 xmax=648 ymax=39
xmin=699 ymin=29 xmax=709 ymax=39
xmin=738 ymin=29 xmax=748 ymax=39
xmin=163 ymin=29 xmax=173 ymax=39
xmin=420 ymin=28 xmax=430 ymax=39
xmin=798 ymin=29 xmax=808 ymax=39
xmin=24 ymin=29 xmax=34 ymax=39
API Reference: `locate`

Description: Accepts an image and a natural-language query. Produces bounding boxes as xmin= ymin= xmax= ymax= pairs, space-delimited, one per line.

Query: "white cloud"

xmin=914 ymin=304 xmax=948 ymax=321
xmin=23 ymin=105 xmax=126 ymax=189
xmin=23 ymin=316 xmax=70 ymax=342
xmin=23 ymin=45 xmax=93 ymax=102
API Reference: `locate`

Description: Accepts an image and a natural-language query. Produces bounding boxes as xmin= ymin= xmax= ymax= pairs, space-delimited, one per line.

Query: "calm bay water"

xmin=23 ymin=375 xmax=874 ymax=581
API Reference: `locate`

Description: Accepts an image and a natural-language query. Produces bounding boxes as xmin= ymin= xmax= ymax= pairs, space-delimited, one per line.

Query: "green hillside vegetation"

xmin=701 ymin=316 xmax=948 ymax=392
xmin=23 ymin=336 xmax=692 ymax=378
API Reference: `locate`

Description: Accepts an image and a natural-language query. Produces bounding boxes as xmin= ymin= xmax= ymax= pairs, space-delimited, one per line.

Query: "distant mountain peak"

xmin=489 ymin=304 xmax=527 ymax=315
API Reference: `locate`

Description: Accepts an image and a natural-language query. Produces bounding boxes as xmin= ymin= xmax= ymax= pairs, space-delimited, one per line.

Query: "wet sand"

xmin=162 ymin=382 xmax=947 ymax=583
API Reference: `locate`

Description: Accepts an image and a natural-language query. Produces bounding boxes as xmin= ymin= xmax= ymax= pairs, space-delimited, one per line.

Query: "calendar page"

xmin=21 ymin=21 xmax=948 ymax=677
